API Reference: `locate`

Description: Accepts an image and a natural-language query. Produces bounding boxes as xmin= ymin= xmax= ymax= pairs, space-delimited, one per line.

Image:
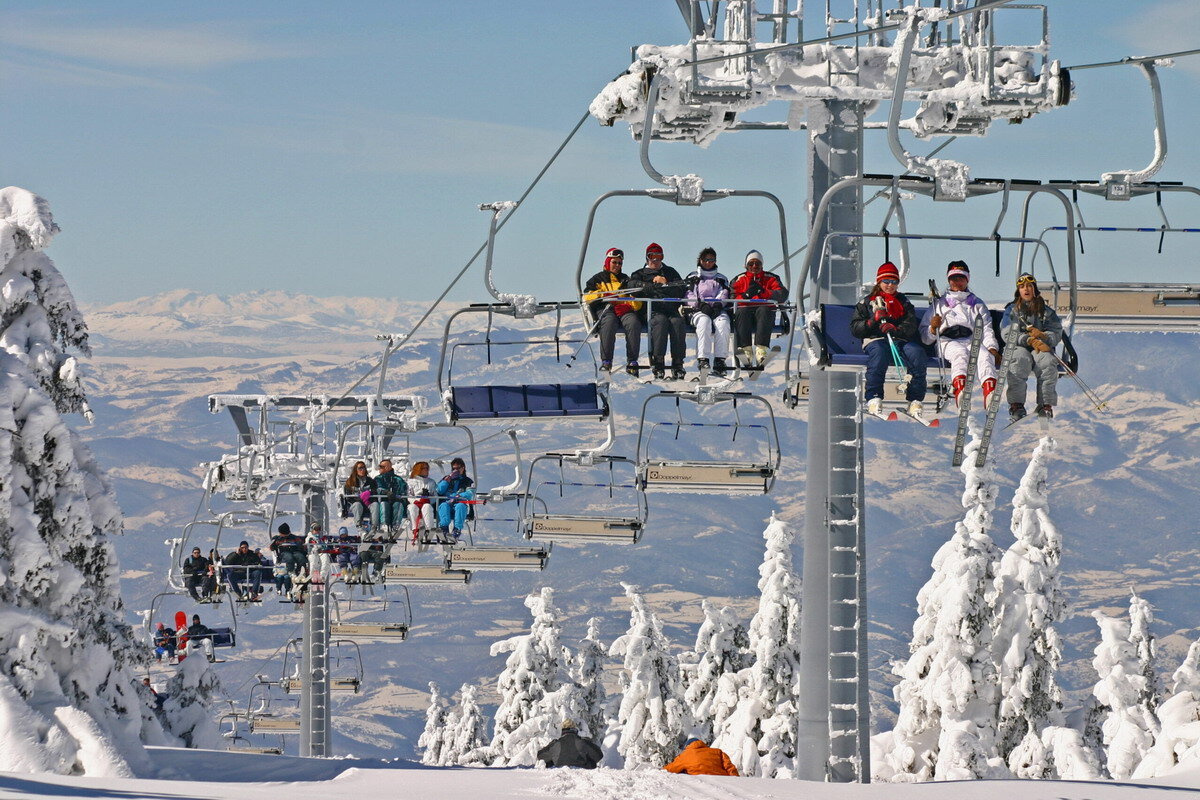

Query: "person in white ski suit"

xmin=406 ymin=461 xmax=439 ymax=542
xmin=921 ymin=260 xmax=1000 ymax=405
xmin=684 ymin=247 xmax=733 ymax=375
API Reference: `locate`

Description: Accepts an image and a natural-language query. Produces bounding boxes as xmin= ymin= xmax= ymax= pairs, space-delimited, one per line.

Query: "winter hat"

xmin=684 ymin=737 xmax=703 ymax=747
xmin=744 ymin=249 xmax=764 ymax=266
xmin=278 ymin=522 xmax=291 ymax=535
xmin=876 ymin=261 xmax=900 ymax=282
xmin=338 ymin=526 xmax=349 ymax=536
xmin=604 ymin=247 xmax=624 ymax=270
xmin=239 ymin=540 xmax=249 ymax=547
xmin=156 ymin=622 xmax=164 ymax=629
xmin=946 ymin=260 xmax=970 ymax=280
xmin=645 ymin=242 xmax=663 ymax=257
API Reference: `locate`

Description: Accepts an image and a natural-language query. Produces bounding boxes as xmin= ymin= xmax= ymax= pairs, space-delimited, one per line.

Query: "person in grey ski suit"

xmin=536 ymin=720 xmax=603 ymax=769
xmin=1001 ymin=272 xmax=1063 ymax=419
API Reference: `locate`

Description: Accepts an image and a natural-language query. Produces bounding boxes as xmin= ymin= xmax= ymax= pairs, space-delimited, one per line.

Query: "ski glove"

xmin=747 ymin=280 xmax=764 ymax=297
xmin=873 ymin=308 xmax=888 ymax=322
xmin=989 ymin=348 xmax=1001 ymax=366
xmin=1031 ymin=338 xmax=1051 ymax=353
xmin=880 ymin=322 xmax=897 ymax=335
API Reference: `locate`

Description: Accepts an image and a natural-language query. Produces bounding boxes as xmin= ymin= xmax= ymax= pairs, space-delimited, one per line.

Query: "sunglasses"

xmin=880 ymin=279 xmax=898 ymax=285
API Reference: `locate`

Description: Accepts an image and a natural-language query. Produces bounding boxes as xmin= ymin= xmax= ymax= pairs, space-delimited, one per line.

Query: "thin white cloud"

xmin=1116 ymin=0 xmax=1200 ymax=76
xmin=0 ymin=55 xmax=216 ymax=93
xmin=0 ymin=21 xmax=307 ymax=70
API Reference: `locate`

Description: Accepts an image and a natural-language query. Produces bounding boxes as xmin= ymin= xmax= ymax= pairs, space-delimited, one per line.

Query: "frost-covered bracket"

xmin=479 ymin=201 xmax=538 ymax=315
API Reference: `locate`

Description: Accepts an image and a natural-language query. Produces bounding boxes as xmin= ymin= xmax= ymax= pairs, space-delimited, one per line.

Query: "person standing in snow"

xmin=921 ymin=260 xmax=1000 ymax=407
xmin=664 ymin=738 xmax=740 ymax=776
xmin=582 ymin=247 xmax=644 ymax=376
xmin=684 ymin=247 xmax=733 ymax=376
xmin=731 ymin=249 xmax=789 ymax=369
xmin=436 ymin=458 xmax=475 ymax=540
xmin=371 ymin=458 xmax=407 ymax=535
xmin=406 ymin=461 xmax=439 ymax=542
xmin=850 ymin=261 xmax=928 ymax=418
xmin=1001 ymin=272 xmax=1063 ymax=422
xmin=182 ymin=546 xmax=216 ymax=602
xmin=536 ymin=720 xmax=604 ymax=769
xmin=628 ymin=242 xmax=687 ymax=380
xmin=342 ymin=460 xmax=375 ymax=530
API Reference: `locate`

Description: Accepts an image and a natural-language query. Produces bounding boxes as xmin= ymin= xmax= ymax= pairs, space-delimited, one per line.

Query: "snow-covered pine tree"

xmin=1133 ymin=639 xmax=1200 ymax=778
xmin=158 ymin=642 xmax=222 ymax=749
xmin=444 ymin=684 xmax=491 ymax=766
xmin=0 ymin=187 xmax=153 ymax=776
xmin=878 ymin=422 xmax=1006 ymax=782
xmin=573 ymin=617 xmax=609 ymax=741
xmin=610 ymin=582 xmax=686 ymax=769
xmin=489 ymin=587 xmax=572 ymax=766
xmin=684 ymin=599 xmax=748 ymax=743
xmin=992 ymin=436 xmax=1067 ymax=771
xmin=1129 ymin=592 xmax=1162 ymax=713
xmin=1091 ymin=595 xmax=1161 ymax=780
xmin=713 ymin=514 xmax=802 ymax=778
xmin=418 ymin=682 xmax=448 ymax=766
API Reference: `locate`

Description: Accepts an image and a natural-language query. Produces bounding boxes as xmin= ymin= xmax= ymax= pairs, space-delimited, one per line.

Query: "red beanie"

xmin=645 ymin=242 xmax=663 ymax=256
xmin=604 ymin=247 xmax=624 ymax=270
xmin=876 ymin=262 xmax=900 ymax=282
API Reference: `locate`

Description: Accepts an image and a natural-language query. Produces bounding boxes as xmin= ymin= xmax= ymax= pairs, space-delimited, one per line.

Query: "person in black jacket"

xmin=849 ymin=262 xmax=927 ymax=418
xmin=536 ymin=720 xmax=603 ymax=769
xmin=222 ymin=540 xmax=263 ymax=601
xmin=627 ymin=242 xmax=687 ymax=380
xmin=182 ymin=547 xmax=216 ymax=602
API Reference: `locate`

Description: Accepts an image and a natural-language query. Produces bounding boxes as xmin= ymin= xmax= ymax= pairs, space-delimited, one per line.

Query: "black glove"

xmin=699 ymin=302 xmax=716 ymax=317
xmin=746 ymin=280 xmax=763 ymax=297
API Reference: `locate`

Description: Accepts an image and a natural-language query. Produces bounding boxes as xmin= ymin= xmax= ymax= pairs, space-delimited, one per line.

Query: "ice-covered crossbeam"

xmin=590 ymin=6 xmax=1067 ymax=147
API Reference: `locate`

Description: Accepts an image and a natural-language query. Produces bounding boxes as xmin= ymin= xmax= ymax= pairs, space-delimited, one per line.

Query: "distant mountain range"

xmin=79 ymin=291 xmax=1200 ymax=759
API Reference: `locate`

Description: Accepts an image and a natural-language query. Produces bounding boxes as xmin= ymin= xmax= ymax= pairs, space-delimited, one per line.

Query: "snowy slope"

xmin=76 ymin=291 xmax=1200 ymax=761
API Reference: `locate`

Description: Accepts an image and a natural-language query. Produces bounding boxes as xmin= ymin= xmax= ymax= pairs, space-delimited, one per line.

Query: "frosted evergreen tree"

xmin=0 ymin=187 xmax=152 ymax=776
xmin=158 ymin=642 xmax=221 ymax=749
xmin=1091 ymin=596 xmax=1161 ymax=780
xmin=489 ymin=587 xmax=572 ymax=766
xmin=610 ymin=582 xmax=686 ymax=769
xmin=573 ymin=617 xmax=609 ymax=741
xmin=1129 ymin=592 xmax=1162 ymax=712
xmin=685 ymin=600 xmax=748 ymax=742
xmin=992 ymin=436 xmax=1066 ymax=770
xmin=1133 ymin=640 xmax=1200 ymax=778
xmin=713 ymin=514 xmax=802 ymax=778
xmin=418 ymin=682 xmax=448 ymax=766
xmin=879 ymin=422 xmax=1006 ymax=781
xmin=443 ymin=684 xmax=491 ymax=766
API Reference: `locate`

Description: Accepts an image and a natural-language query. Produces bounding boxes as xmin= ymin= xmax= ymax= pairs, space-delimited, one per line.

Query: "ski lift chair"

xmin=436 ymin=302 xmax=609 ymax=423
xmin=245 ymin=679 xmax=301 ymax=735
xmin=279 ymin=638 xmax=363 ymax=694
xmin=328 ymin=583 xmax=412 ymax=640
xmin=635 ymin=391 xmax=780 ymax=494
xmin=520 ymin=453 xmax=647 ymax=544
xmin=382 ymin=564 xmax=472 ymax=584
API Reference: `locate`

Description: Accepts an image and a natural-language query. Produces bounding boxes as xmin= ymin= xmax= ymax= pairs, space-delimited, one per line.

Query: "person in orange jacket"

xmin=663 ymin=738 xmax=739 ymax=776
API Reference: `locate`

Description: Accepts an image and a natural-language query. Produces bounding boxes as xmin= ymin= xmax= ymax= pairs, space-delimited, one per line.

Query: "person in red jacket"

xmin=730 ymin=249 xmax=788 ymax=369
xmin=664 ymin=738 xmax=740 ymax=776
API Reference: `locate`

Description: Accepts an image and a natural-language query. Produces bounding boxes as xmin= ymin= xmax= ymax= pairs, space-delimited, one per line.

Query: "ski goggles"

xmin=1016 ymin=273 xmax=1038 ymax=286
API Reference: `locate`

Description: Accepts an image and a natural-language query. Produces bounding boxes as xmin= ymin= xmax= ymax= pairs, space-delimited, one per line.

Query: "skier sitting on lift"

xmin=269 ymin=522 xmax=308 ymax=575
xmin=1001 ymin=272 xmax=1063 ymax=422
xmin=222 ymin=540 xmax=263 ymax=602
xmin=922 ymin=260 xmax=1000 ymax=407
xmin=185 ymin=614 xmax=216 ymax=662
xmin=333 ymin=527 xmax=363 ymax=579
xmin=182 ymin=546 xmax=216 ymax=603
xmin=731 ymin=249 xmax=789 ymax=370
xmin=406 ymin=461 xmax=439 ymax=543
xmin=342 ymin=461 xmax=376 ymax=531
xmin=850 ymin=262 xmax=927 ymax=419
xmin=627 ymin=242 xmax=687 ymax=380
xmin=436 ymin=457 xmax=475 ymax=540
xmin=371 ymin=459 xmax=407 ymax=536
xmin=153 ymin=622 xmax=176 ymax=662
xmin=684 ymin=247 xmax=733 ymax=377
xmin=582 ymin=247 xmax=644 ymax=376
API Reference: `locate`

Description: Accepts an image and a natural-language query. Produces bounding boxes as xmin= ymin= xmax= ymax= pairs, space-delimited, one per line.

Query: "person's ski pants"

xmin=336 ymin=551 xmax=361 ymax=570
xmin=936 ymin=338 xmax=996 ymax=386
xmin=223 ymin=566 xmax=261 ymax=597
xmin=277 ymin=550 xmax=307 ymax=575
xmin=409 ymin=498 xmax=436 ymax=537
xmin=734 ymin=305 xmax=775 ymax=349
xmin=648 ymin=311 xmax=686 ymax=367
xmin=693 ymin=312 xmax=731 ymax=359
xmin=438 ymin=498 xmax=472 ymax=532
xmin=864 ymin=339 xmax=928 ymax=402
xmin=371 ymin=499 xmax=405 ymax=530
xmin=597 ymin=308 xmax=641 ymax=365
xmin=1005 ymin=347 xmax=1058 ymax=406
xmin=186 ymin=574 xmax=215 ymax=602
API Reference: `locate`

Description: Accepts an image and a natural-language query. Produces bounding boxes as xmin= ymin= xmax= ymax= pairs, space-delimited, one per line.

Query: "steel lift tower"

xmin=592 ymin=0 xmax=1070 ymax=781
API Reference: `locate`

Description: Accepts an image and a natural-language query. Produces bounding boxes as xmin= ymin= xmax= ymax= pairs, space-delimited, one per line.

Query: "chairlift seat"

xmin=329 ymin=622 xmax=409 ymax=640
xmin=229 ymin=746 xmax=283 ymax=755
xmin=639 ymin=461 xmax=773 ymax=494
xmin=383 ymin=564 xmax=472 ymax=584
xmin=525 ymin=514 xmax=643 ymax=543
xmin=447 ymin=545 xmax=550 ymax=571
xmin=817 ymin=304 xmax=1011 ymax=370
xmin=449 ymin=384 xmax=605 ymax=421
xmin=248 ymin=717 xmax=301 ymax=733
xmin=281 ymin=677 xmax=361 ymax=694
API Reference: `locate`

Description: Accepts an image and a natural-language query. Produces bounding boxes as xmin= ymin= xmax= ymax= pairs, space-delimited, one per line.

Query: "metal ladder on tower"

xmin=824 ymin=0 xmax=863 ymax=87
xmin=825 ymin=374 xmax=868 ymax=781
xmin=301 ymin=583 xmax=331 ymax=757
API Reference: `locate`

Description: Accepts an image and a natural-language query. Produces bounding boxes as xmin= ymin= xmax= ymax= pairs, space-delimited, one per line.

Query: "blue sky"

xmin=2 ymin=1 xmax=1198 ymax=307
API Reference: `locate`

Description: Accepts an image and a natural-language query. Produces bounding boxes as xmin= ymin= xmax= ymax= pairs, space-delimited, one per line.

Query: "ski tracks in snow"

xmin=542 ymin=768 xmax=750 ymax=800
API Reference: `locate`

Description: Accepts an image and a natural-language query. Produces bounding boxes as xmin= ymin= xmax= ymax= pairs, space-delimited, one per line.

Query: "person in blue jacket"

xmin=436 ymin=457 xmax=475 ymax=540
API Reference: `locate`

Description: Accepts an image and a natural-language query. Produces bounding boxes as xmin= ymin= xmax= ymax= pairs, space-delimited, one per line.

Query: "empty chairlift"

xmin=520 ymin=453 xmax=647 ymax=544
xmin=328 ymin=584 xmax=412 ymax=640
xmin=279 ymin=638 xmax=363 ymax=695
xmin=636 ymin=391 xmax=781 ymax=494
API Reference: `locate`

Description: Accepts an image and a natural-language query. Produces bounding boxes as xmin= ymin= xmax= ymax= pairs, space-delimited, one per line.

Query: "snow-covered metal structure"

xmin=591 ymin=0 xmax=1073 ymax=782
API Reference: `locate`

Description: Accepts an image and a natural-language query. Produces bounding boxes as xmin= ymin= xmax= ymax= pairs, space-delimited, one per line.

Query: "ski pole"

xmin=1048 ymin=349 xmax=1108 ymax=411
xmin=927 ymin=279 xmax=948 ymax=409
xmin=886 ymin=333 xmax=907 ymax=382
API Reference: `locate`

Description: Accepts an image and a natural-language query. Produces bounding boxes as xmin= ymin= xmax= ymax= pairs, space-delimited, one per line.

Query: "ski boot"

xmin=670 ymin=364 xmax=686 ymax=380
xmin=1036 ymin=404 xmax=1054 ymax=419
xmin=697 ymin=358 xmax=711 ymax=374
xmin=951 ymin=375 xmax=967 ymax=406
xmin=1009 ymin=403 xmax=1027 ymax=423
xmin=651 ymin=360 xmax=666 ymax=380
xmin=712 ymin=357 xmax=728 ymax=377
xmin=907 ymin=400 xmax=923 ymax=418
xmin=754 ymin=345 xmax=770 ymax=365
xmin=625 ymin=362 xmax=639 ymax=377
xmin=600 ymin=360 xmax=612 ymax=373
xmin=866 ymin=397 xmax=884 ymax=417
xmin=736 ymin=346 xmax=754 ymax=369
xmin=981 ymin=377 xmax=997 ymax=407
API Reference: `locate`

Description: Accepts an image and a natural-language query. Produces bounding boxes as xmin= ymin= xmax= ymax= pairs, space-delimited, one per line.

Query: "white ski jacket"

xmin=920 ymin=290 xmax=998 ymax=351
